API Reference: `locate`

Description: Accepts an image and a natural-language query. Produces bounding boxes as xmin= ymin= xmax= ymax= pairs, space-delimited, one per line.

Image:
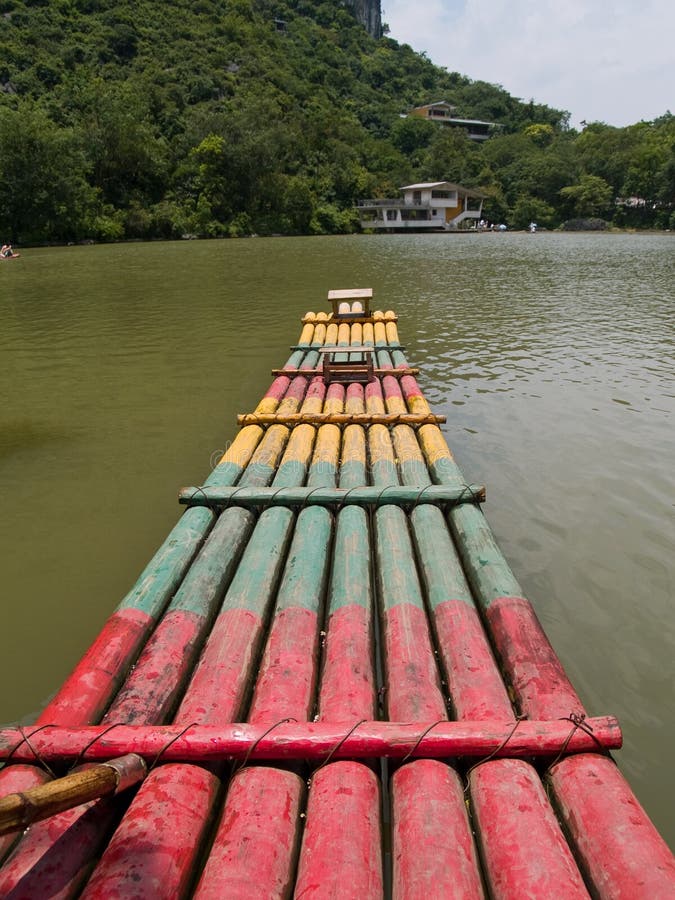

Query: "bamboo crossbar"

xmin=0 ymin=718 xmax=621 ymax=764
xmin=272 ymin=368 xmax=419 ymax=377
xmin=237 ymin=412 xmax=445 ymax=427
xmin=317 ymin=347 xmax=373 ymax=355
xmin=289 ymin=345 xmax=406 ymax=351
xmin=301 ymin=315 xmax=398 ymax=325
xmin=178 ymin=484 xmax=486 ymax=509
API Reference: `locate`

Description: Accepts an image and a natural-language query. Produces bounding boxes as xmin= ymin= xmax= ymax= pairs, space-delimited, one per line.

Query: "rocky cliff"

xmin=343 ymin=0 xmax=381 ymax=38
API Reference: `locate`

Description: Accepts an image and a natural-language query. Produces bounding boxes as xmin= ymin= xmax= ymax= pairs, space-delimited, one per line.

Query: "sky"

xmin=382 ymin=0 xmax=674 ymax=128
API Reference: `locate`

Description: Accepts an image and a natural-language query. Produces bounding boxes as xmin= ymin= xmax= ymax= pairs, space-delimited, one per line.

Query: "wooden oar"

xmin=0 ymin=754 xmax=146 ymax=836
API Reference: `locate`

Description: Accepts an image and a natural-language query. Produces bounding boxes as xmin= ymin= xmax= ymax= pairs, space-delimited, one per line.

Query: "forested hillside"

xmin=0 ymin=0 xmax=673 ymax=242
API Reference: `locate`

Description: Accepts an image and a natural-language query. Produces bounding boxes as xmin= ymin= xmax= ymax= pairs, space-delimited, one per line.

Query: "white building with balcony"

xmin=357 ymin=181 xmax=485 ymax=231
xmin=407 ymin=101 xmax=498 ymax=141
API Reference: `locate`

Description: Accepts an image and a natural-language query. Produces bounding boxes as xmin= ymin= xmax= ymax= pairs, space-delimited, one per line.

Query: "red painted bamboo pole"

xmin=547 ymin=753 xmax=675 ymax=898
xmin=391 ymin=759 xmax=482 ymax=900
xmin=380 ymin=348 xmax=590 ymax=897
xmin=365 ymin=377 xmax=484 ymax=899
xmin=0 ymin=717 xmax=621 ymax=763
xmin=0 ymin=337 xmax=318 ymax=899
xmin=246 ymin=405 xmax=337 ymax=724
xmin=470 ymin=759 xmax=590 ymax=899
xmin=81 ymin=378 xmax=319 ymax=899
xmin=392 ymin=346 xmax=675 ymax=897
xmin=295 ymin=761 xmax=382 ymax=899
xmin=295 ymin=380 xmax=383 ymax=899
xmin=193 ymin=767 xmax=303 ymax=900
xmin=193 ymin=382 xmax=342 ymax=898
xmin=80 ymin=764 xmax=221 ymax=900
xmin=367 ymin=381 xmax=446 ymax=723
xmin=100 ymin=406 xmax=306 ymax=726
xmin=317 ymin=389 xmax=377 ymax=723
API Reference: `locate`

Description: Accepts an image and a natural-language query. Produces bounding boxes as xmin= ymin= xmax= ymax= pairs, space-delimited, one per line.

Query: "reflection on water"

xmin=1 ymin=233 xmax=673 ymax=847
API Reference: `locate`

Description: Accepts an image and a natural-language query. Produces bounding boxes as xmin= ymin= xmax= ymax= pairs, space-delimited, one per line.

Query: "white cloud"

xmin=382 ymin=0 xmax=675 ymax=127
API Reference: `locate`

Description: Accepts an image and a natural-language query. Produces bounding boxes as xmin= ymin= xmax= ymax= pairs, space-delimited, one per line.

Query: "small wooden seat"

xmin=318 ymin=345 xmax=374 ymax=384
xmin=327 ymin=288 xmax=373 ymax=318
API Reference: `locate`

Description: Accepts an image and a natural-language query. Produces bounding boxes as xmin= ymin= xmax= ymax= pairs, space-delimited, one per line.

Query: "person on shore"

xmin=1 ymin=244 xmax=18 ymax=258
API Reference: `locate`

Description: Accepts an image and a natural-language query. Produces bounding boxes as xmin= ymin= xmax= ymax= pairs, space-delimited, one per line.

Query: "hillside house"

xmin=407 ymin=101 xmax=497 ymax=141
xmin=357 ymin=181 xmax=484 ymax=231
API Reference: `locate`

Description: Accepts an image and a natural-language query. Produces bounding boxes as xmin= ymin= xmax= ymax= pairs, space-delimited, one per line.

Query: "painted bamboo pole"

xmin=79 ymin=381 xmax=321 ymax=899
xmin=0 ymin=331 xmax=316 ymax=898
xmin=0 ymin=719 xmax=621 ymax=764
xmin=193 ymin=384 xmax=342 ymax=898
xmin=0 ymin=412 xmax=268 ymax=898
xmin=295 ymin=381 xmax=382 ymax=898
xmin=178 ymin=483 xmax=485 ymax=508
xmin=316 ymin=389 xmax=377 ymax=722
xmin=295 ymin=760 xmax=382 ymax=898
xmin=470 ymin=759 xmax=591 ymax=899
xmin=364 ymin=375 xmax=485 ymax=900
xmin=546 ymin=753 xmax=675 ymax=897
xmin=101 ymin=382 xmax=313 ymax=726
xmin=375 ymin=347 xmax=592 ymax=897
xmin=80 ymin=763 xmax=221 ymax=900
xmin=393 ymin=349 xmax=675 ymax=897
xmin=246 ymin=407 xmax=338 ymax=723
xmin=334 ymin=318 xmax=351 ymax=363
xmin=376 ymin=360 xmax=512 ymax=721
xmin=237 ymin=412 xmax=446 ymax=426
xmin=29 ymin=363 xmax=307 ymax=728
xmin=366 ymin=378 xmax=447 ymax=722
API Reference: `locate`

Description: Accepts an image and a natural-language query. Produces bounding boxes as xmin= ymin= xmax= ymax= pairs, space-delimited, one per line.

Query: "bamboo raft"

xmin=1 ymin=292 xmax=674 ymax=898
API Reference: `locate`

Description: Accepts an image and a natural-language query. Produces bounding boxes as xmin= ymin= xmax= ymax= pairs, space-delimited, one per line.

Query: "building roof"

xmin=399 ymin=182 xmax=450 ymax=190
xmin=444 ymin=117 xmax=495 ymax=127
xmin=399 ymin=181 xmax=485 ymax=198
xmin=411 ymin=100 xmax=457 ymax=111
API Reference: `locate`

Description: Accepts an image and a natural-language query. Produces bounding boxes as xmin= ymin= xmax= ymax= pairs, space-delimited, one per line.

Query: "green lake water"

xmin=1 ymin=232 xmax=673 ymax=847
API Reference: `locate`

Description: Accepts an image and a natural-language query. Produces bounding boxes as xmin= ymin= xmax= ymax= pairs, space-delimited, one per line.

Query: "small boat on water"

xmin=0 ymin=289 xmax=673 ymax=898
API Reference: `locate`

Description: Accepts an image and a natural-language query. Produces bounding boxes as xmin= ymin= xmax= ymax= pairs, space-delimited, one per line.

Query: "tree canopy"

xmin=0 ymin=0 xmax=673 ymax=242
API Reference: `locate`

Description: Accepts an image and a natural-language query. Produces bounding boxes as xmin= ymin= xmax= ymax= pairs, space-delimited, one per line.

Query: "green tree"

xmin=0 ymin=105 xmax=94 ymax=242
xmin=75 ymin=79 xmax=169 ymax=209
xmin=523 ymin=123 xmax=555 ymax=147
xmin=511 ymin=195 xmax=556 ymax=230
xmin=0 ymin=0 xmax=672 ymax=241
xmin=559 ymin=174 xmax=614 ymax=218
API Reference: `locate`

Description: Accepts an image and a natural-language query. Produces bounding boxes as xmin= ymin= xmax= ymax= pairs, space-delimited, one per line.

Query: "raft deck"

xmin=1 ymin=297 xmax=674 ymax=898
